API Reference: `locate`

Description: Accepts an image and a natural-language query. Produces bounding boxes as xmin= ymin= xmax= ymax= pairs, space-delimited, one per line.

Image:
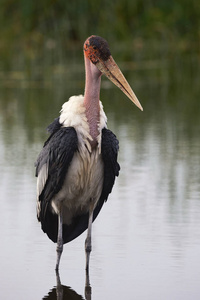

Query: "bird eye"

xmin=93 ymin=46 xmax=97 ymax=50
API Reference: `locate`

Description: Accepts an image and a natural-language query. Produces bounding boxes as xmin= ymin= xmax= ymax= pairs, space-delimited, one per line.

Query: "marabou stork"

xmin=35 ymin=35 xmax=143 ymax=271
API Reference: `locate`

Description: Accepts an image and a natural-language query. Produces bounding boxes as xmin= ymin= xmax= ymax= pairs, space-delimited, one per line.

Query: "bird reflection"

xmin=42 ymin=270 xmax=91 ymax=300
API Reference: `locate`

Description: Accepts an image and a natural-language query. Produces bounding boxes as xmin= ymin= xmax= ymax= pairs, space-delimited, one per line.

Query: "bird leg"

xmin=56 ymin=212 xmax=63 ymax=271
xmin=85 ymin=203 xmax=94 ymax=273
xmin=85 ymin=266 xmax=92 ymax=300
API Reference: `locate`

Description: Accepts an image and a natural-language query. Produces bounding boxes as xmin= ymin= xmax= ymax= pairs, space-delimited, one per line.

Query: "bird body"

xmin=40 ymin=95 xmax=106 ymax=226
xmin=35 ymin=35 xmax=142 ymax=271
xmin=36 ymin=95 xmax=119 ymax=245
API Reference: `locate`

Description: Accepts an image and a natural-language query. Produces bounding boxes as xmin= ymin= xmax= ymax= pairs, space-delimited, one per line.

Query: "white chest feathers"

xmin=59 ymin=95 xmax=107 ymax=153
xmin=52 ymin=148 xmax=104 ymax=224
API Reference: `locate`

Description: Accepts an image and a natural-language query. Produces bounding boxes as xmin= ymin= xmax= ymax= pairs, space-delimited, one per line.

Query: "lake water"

xmin=0 ymin=51 xmax=200 ymax=299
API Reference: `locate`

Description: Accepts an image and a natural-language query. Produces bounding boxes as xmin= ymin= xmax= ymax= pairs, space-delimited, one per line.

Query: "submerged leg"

xmin=56 ymin=212 xmax=63 ymax=271
xmin=85 ymin=204 xmax=94 ymax=273
xmin=55 ymin=269 xmax=63 ymax=299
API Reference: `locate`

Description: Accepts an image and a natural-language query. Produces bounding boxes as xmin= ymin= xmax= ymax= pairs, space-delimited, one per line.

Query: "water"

xmin=0 ymin=53 xmax=200 ymax=299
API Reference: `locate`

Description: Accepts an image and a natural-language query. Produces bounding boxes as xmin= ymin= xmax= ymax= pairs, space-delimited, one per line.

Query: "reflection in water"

xmin=43 ymin=270 xmax=91 ymax=300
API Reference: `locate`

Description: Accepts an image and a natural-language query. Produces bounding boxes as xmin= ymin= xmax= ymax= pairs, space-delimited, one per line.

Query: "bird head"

xmin=84 ymin=35 xmax=143 ymax=111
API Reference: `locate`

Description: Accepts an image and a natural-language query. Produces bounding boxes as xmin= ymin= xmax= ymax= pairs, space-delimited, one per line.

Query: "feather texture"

xmin=35 ymin=95 xmax=120 ymax=243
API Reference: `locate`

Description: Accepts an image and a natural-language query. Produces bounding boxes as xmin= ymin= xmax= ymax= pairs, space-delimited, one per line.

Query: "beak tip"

xmin=134 ymin=99 xmax=143 ymax=111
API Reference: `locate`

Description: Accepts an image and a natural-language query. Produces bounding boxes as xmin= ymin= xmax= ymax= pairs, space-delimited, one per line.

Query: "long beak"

xmin=96 ymin=56 xmax=143 ymax=111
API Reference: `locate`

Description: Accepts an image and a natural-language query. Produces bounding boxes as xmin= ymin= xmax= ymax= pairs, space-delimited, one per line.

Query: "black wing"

xmin=35 ymin=119 xmax=78 ymax=241
xmin=93 ymin=128 xmax=120 ymax=219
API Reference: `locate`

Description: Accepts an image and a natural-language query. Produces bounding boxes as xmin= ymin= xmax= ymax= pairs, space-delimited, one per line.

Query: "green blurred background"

xmin=1 ymin=0 xmax=199 ymax=69
xmin=0 ymin=0 xmax=199 ymax=142
xmin=1 ymin=3 xmax=200 ymax=299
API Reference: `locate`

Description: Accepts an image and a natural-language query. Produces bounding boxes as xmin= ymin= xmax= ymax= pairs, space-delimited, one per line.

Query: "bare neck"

xmin=84 ymin=56 xmax=102 ymax=148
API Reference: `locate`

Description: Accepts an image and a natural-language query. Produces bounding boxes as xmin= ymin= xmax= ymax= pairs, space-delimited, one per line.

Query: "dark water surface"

xmin=0 ymin=53 xmax=200 ymax=299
